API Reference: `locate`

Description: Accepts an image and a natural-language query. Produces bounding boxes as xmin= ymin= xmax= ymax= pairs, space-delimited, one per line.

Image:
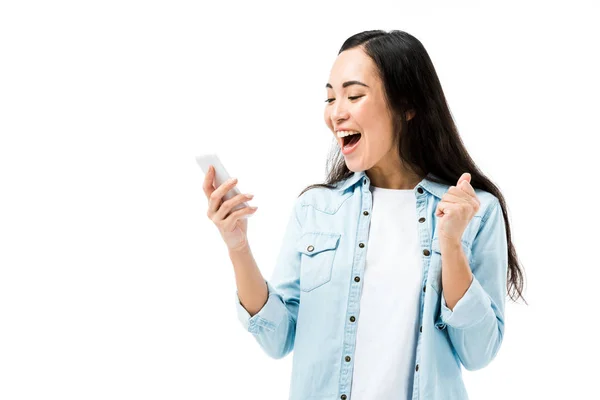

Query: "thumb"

xmin=457 ymin=172 xmax=471 ymax=186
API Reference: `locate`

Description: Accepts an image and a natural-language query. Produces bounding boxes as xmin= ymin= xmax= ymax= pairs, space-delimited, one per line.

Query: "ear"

xmin=406 ymin=109 xmax=416 ymax=121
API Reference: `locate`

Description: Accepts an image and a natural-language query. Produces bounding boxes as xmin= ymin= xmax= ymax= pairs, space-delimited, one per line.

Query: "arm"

xmin=437 ymin=199 xmax=508 ymax=371
xmin=233 ymin=197 xmax=303 ymax=359
xmin=230 ymin=245 xmax=268 ymax=318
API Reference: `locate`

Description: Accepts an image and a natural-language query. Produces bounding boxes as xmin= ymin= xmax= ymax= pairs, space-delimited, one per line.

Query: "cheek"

xmin=362 ymin=101 xmax=382 ymax=122
xmin=354 ymin=102 xmax=375 ymax=129
xmin=363 ymin=103 xmax=393 ymax=139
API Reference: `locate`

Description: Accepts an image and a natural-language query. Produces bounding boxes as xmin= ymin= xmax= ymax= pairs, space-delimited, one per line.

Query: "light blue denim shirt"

xmin=235 ymin=170 xmax=507 ymax=400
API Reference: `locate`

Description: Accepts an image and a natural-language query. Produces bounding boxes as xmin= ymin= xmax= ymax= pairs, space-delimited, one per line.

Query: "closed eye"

xmin=325 ymin=96 xmax=363 ymax=104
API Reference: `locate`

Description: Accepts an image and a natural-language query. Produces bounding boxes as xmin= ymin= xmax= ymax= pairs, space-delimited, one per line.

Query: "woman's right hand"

xmin=203 ymin=165 xmax=258 ymax=252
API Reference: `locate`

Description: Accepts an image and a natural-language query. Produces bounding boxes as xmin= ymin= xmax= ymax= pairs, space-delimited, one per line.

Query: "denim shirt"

xmin=235 ymin=170 xmax=508 ymax=400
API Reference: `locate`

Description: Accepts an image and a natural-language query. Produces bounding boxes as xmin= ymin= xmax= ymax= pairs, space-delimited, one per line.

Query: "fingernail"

xmin=246 ymin=194 xmax=254 ymax=199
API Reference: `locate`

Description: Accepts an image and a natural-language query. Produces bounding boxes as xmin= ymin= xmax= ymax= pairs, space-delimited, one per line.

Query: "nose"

xmin=331 ymin=99 xmax=350 ymax=125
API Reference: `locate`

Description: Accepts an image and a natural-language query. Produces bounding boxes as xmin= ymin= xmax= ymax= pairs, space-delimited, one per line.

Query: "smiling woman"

xmin=232 ymin=29 xmax=526 ymax=400
xmin=321 ymin=47 xmax=425 ymax=190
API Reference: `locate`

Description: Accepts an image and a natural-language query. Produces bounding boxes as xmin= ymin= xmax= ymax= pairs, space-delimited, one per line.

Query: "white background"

xmin=1 ymin=1 xmax=599 ymax=399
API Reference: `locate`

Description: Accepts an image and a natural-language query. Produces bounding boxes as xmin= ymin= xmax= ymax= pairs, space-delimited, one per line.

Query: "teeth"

xmin=337 ymin=130 xmax=361 ymax=138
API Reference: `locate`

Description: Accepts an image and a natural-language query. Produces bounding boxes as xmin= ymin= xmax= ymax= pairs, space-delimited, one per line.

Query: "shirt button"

xmin=341 ymin=395 xmax=347 ymax=400
xmin=350 ymin=316 xmax=356 ymax=322
xmin=307 ymin=245 xmax=314 ymax=252
xmin=345 ymin=356 xmax=351 ymax=362
xmin=355 ymin=276 xmax=361 ymax=282
xmin=359 ymin=243 xmax=365 ymax=248
xmin=415 ymin=364 xmax=419 ymax=371
xmin=418 ymin=217 xmax=425 ymax=223
xmin=423 ymin=249 xmax=430 ymax=256
xmin=417 ymin=187 xmax=424 ymax=194
xmin=363 ymin=210 xmax=369 ymax=216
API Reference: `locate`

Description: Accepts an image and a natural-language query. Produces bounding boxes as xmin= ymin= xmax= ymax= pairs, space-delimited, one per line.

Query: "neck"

xmin=366 ymin=168 xmax=423 ymax=190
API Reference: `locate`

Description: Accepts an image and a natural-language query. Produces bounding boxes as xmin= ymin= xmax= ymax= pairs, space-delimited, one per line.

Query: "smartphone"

xmin=196 ymin=153 xmax=253 ymax=218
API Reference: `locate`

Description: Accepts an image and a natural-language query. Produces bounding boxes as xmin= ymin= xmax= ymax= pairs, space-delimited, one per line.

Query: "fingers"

xmin=441 ymin=192 xmax=468 ymax=204
xmin=436 ymin=200 xmax=466 ymax=217
xmin=203 ymin=166 xmax=257 ymax=233
xmin=214 ymin=192 xmax=253 ymax=221
xmin=439 ymin=193 xmax=478 ymax=216
xmin=447 ymin=183 xmax=479 ymax=206
xmin=457 ymin=180 xmax=477 ymax=198
xmin=202 ymin=165 xmax=216 ymax=197
xmin=222 ymin=205 xmax=258 ymax=232
xmin=207 ymin=176 xmax=239 ymax=215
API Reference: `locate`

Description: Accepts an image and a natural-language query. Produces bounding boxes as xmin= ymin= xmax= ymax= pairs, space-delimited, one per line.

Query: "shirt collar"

xmin=335 ymin=170 xmax=450 ymax=199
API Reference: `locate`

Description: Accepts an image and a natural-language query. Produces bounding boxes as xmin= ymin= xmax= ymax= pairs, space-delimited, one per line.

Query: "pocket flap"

xmin=296 ymin=232 xmax=341 ymax=256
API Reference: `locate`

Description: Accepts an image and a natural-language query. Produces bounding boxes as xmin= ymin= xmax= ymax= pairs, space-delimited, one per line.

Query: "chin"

xmin=344 ymin=160 xmax=364 ymax=172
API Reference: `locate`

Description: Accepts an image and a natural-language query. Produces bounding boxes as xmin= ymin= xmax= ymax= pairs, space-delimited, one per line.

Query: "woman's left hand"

xmin=435 ymin=173 xmax=481 ymax=245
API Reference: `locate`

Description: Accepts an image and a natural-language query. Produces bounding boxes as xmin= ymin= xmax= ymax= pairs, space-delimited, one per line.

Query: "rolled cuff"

xmin=235 ymin=280 xmax=287 ymax=334
xmin=440 ymin=274 xmax=493 ymax=329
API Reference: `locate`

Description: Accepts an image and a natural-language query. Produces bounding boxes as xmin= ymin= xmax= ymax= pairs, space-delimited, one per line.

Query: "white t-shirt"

xmin=350 ymin=184 xmax=423 ymax=400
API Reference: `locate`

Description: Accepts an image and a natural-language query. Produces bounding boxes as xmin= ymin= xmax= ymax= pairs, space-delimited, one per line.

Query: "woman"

xmin=203 ymin=29 xmax=526 ymax=400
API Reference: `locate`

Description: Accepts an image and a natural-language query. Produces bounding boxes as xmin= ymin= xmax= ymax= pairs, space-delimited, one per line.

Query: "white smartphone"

xmin=196 ymin=153 xmax=253 ymax=218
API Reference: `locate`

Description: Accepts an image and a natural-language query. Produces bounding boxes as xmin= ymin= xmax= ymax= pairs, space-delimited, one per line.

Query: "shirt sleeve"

xmin=233 ymin=196 xmax=304 ymax=359
xmin=235 ymin=280 xmax=288 ymax=333
xmin=436 ymin=198 xmax=508 ymax=371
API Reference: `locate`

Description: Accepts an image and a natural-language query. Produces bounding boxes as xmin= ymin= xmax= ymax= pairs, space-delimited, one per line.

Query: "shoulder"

xmin=297 ymin=184 xmax=353 ymax=215
xmin=473 ymin=189 xmax=500 ymax=220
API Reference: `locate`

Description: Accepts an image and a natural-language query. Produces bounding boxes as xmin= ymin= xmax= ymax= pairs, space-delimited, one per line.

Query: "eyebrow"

xmin=325 ymin=80 xmax=369 ymax=89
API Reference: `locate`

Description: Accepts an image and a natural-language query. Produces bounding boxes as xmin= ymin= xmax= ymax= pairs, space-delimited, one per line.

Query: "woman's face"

xmin=324 ymin=47 xmax=399 ymax=173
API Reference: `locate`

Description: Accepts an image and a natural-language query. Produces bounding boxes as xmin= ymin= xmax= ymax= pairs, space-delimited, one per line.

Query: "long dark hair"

xmin=299 ymin=29 xmax=526 ymax=304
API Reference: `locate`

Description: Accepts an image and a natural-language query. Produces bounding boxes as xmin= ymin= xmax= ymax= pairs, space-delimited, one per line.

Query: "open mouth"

xmin=342 ymin=133 xmax=362 ymax=148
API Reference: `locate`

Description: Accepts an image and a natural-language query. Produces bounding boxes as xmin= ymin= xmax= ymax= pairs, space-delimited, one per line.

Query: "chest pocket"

xmin=296 ymin=232 xmax=341 ymax=292
xmin=429 ymin=237 xmax=473 ymax=294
